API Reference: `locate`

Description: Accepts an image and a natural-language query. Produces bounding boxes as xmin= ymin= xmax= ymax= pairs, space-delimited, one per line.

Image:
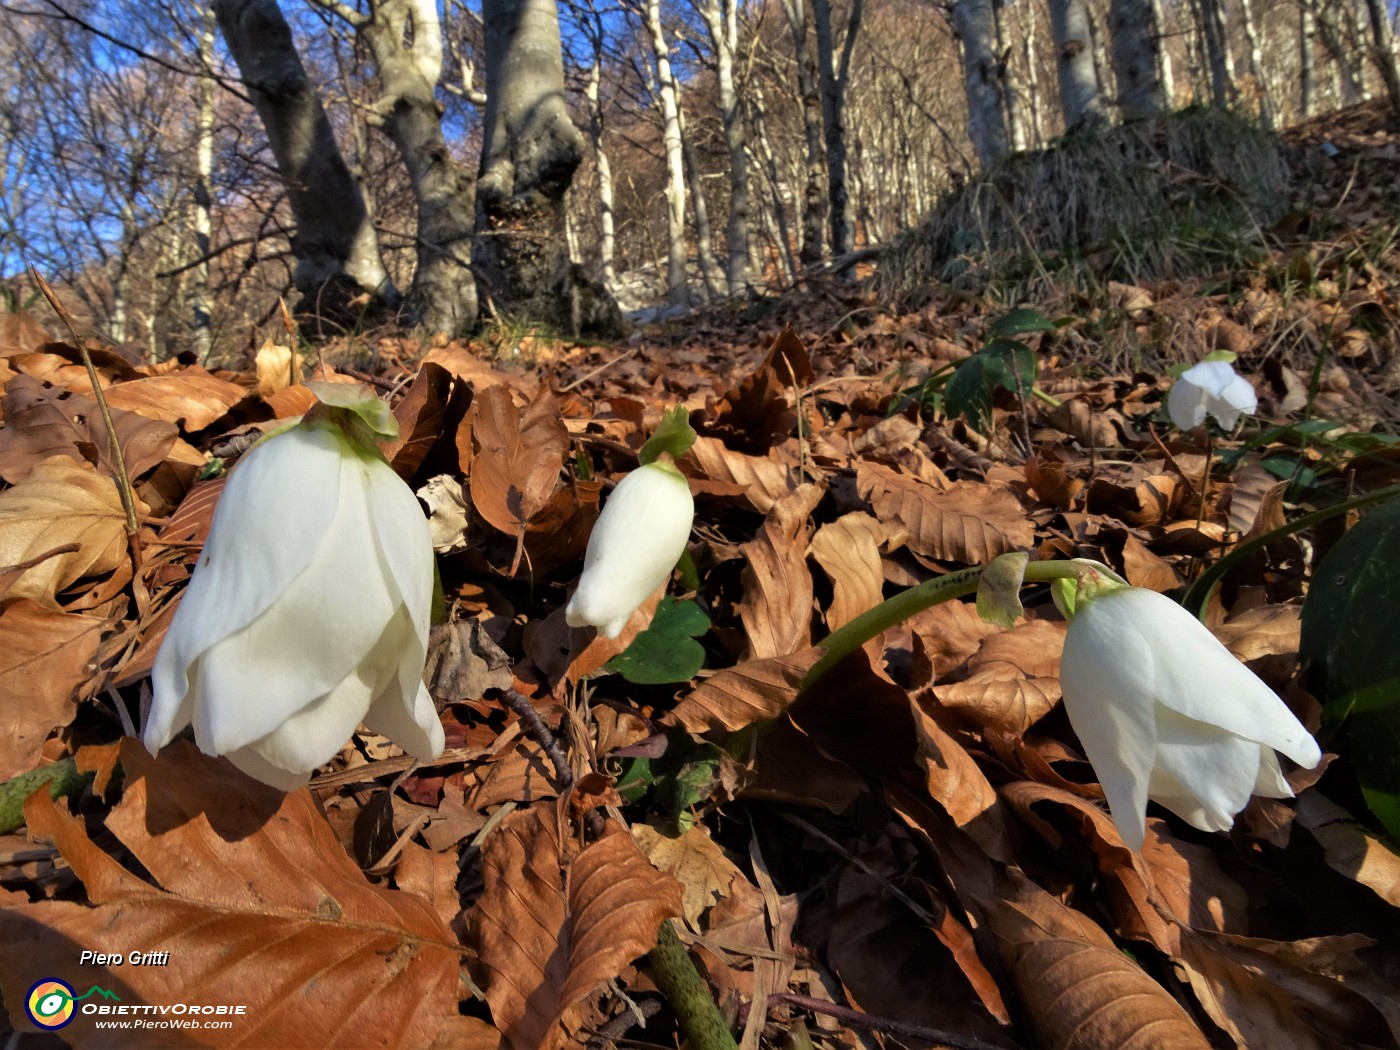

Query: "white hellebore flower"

xmin=1058 ymin=584 xmax=1321 ymax=850
xmin=565 ymin=459 xmax=694 ymax=639
xmin=144 ymin=396 xmax=444 ymax=790
xmin=1168 ymin=360 xmax=1258 ymax=431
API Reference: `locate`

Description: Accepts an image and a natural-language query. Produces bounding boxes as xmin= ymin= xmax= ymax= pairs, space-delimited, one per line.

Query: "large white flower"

xmin=1058 ymin=586 xmax=1321 ymax=849
xmin=144 ymin=413 xmax=444 ymax=790
xmin=565 ymin=460 xmax=694 ymax=639
xmin=1168 ymin=360 xmax=1258 ymax=431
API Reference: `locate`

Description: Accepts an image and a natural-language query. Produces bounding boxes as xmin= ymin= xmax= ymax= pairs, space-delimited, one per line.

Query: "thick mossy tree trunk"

xmin=214 ymin=0 xmax=397 ymax=318
xmin=475 ymin=0 xmax=620 ymax=336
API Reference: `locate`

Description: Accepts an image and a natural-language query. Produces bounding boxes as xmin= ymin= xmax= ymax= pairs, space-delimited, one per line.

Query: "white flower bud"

xmin=1058 ymin=586 xmax=1321 ymax=849
xmin=565 ymin=461 xmax=694 ymax=639
xmin=1168 ymin=360 xmax=1257 ymax=431
xmin=144 ymin=418 xmax=444 ymax=790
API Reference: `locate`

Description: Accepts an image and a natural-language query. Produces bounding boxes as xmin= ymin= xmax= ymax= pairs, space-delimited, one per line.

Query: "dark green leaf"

xmin=986 ymin=307 xmax=1058 ymax=339
xmin=607 ymin=597 xmax=710 ymax=684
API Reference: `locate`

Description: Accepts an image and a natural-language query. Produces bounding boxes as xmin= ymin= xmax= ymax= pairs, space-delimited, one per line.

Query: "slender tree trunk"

xmin=678 ymin=106 xmax=724 ymax=302
xmin=1150 ymin=0 xmax=1175 ymax=103
xmin=1022 ymin=0 xmax=1045 ymax=146
xmin=583 ymin=55 xmax=616 ymax=286
xmin=213 ymin=0 xmax=396 ymax=309
xmin=1110 ymin=0 xmax=1167 ymax=118
xmin=1195 ymin=0 xmax=1235 ymax=104
xmin=780 ymin=0 xmax=827 ymax=265
xmin=810 ymin=0 xmax=862 ymax=258
xmin=952 ymin=0 xmax=1011 ymax=166
xmin=642 ymin=0 xmax=689 ymax=308
xmin=191 ymin=2 xmax=216 ymax=359
xmin=1364 ymin=0 xmax=1400 ymax=114
xmin=748 ymin=85 xmax=798 ymax=283
xmin=1238 ymin=0 xmax=1276 ymax=127
xmin=992 ymin=0 xmax=1025 ymax=150
xmin=699 ymin=0 xmax=750 ymax=293
xmin=1300 ymin=2 xmax=1317 ymax=116
xmin=1050 ymin=0 xmax=1105 ymax=129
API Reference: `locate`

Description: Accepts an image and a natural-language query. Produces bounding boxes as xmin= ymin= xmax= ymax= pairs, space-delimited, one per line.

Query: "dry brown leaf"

xmin=101 ymin=369 xmax=248 ymax=431
xmin=0 ymin=457 xmax=133 ymax=607
xmin=0 ymin=373 xmax=178 ymax=484
xmin=1294 ymin=791 xmax=1400 ymax=908
xmin=254 ymin=340 xmax=301 ymax=397
xmin=909 ymin=599 xmax=1002 ymax=684
xmin=468 ymin=386 xmax=568 ymax=567
xmin=911 ymin=702 xmax=1012 ymax=861
xmin=808 ymin=512 xmax=888 ymax=632
xmin=983 ymin=871 xmax=1211 ymax=1050
xmin=686 ymin=435 xmax=796 ymax=513
xmin=633 ymin=823 xmax=742 ymax=928
xmin=736 ymin=483 xmax=821 ymax=659
xmin=666 ymin=647 xmax=822 ymax=735
xmin=857 ymin=461 xmax=1033 ymax=564
xmin=0 ymin=740 xmax=460 ymax=1049
xmin=0 ymin=600 xmax=107 ymax=779
xmin=469 ymin=807 xmax=682 ymax=1050
xmin=933 ymin=618 xmax=1065 ymax=734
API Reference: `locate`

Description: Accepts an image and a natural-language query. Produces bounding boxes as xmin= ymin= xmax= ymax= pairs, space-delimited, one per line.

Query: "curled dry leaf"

xmin=736 ymin=483 xmax=822 ymax=659
xmin=667 ymin=647 xmax=822 ymax=736
xmin=0 ymin=456 xmax=134 ymax=607
xmin=633 ymin=822 xmax=743 ymax=929
xmin=0 ymin=600 xmax=107 ymax=779
xmin=808 ymin=511 xmax=889 ymax=632
xmin=982 ymin=870 xmax=1211 ymax=1050
xmin=0 ymin=740 xmax=461 ymax=1049
xmin=101 ymin=368 xmax=249 ymax=431
xmin=932 ymin=618 xmax=1065 ymax=735
xmin=469 ymin=806 xmax=683 ymax=1050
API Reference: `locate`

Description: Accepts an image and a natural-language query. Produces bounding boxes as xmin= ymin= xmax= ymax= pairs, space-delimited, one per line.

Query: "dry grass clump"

xmin=879 ymin=107 xmax=1286 ymax=300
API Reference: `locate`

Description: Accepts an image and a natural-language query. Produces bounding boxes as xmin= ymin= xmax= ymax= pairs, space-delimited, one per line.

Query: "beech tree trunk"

xmin=698 ymin=0 xmax=750 ymax=293
xmin=583 ymin=53 xmax=616 ymax=286
xmin=1364 ymin=0 xmax=1400 ymax=115
xmin=214 ymin=0 xmax=396 ymax=312
xmin=1238 ymin=0 xmax=1275 ymax=128
xmin=952 ymin=0 xmax=1010 ymax=166
xmin=191 ymin=3 xmax=216 ymax=358
xmin=1050 ymin=0 xmax=1105 ymax=129
xmin=1109 ymin=0 xmax=1167 ymax=119
xmin=780 ymin=0 xmax=828 ymax=266
xmin=811 ymin=0 xmax=863 ymax=258
xmin=1300 ymin=3 xmax=1317 ymax=117
xmin=641 ymin=0 xmax=690 ymax=308
xmin=1195 ymin=0 xmax=1235 ymax=104
xmin=477 ymin=0 xmax=617 ymax=333
xmin=332 ymin=0 xmax=478 ymax=333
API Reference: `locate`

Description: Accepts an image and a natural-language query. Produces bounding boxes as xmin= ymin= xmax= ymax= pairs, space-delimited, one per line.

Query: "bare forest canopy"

xmin=2 ymin=0 xmax=1400 ymax=359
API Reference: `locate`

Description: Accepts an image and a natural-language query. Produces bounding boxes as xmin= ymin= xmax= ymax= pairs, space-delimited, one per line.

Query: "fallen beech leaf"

xmin=808 ymin=512 xmax=888 ymax=632
xmin=857 ymin=461 xmax=1033 ymax=564
xmin=468 ymin=386 xmax=568 ymax=566
xmin=0 ymin=740 xmax=460 ymax=1049
xmin=470 ymin=807 xmax=682 ymax=1050
xmin=686 ymin=435 xmax=795 ymax=513
xmin=633 ymin=822 xmax=742 ymax=928
xmin=666 ymin=647 xmax=821 ymax=735
xmin=0 ymin=600 xmax=107 ymax=780
xmin=1294 ymin=790 xmax=1400 ymax=908
xmin=101 ymin=369 xmax=249 ymax=431
xmin=0 ymin=457 xmax=133 ymax=607
xmin=736 ymin=484 xmax=821 ymax=659
xmin=0 ymin=373 xmax=177 ymax=484
xmin=983 ymin=870 xmax=1210 ymax=1050
xmin=933 ymin=618 xmax=1065 ymax=735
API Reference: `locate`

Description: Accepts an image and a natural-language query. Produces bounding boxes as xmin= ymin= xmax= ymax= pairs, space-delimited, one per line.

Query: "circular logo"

xmin=25 ymin=979 xmax=76 ymax=1030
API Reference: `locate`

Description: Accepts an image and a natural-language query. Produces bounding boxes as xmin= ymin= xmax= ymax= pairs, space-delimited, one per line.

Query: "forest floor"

xmin=1 ymin=101 xmax=1399 ymax=1050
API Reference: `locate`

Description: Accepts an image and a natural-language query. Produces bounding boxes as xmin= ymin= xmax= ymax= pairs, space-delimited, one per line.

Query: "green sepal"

xmin=977 ymin=552 xmax=1029 ymax=628
xmin=306 ymin=381 xmax=400 ymax=442
xmin=639 ymin=406 xmax=697 ymax=466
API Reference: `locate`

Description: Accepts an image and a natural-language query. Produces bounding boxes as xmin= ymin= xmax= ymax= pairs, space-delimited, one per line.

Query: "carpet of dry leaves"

xmin=1 ymin=103 xmax=1399 ymax=1050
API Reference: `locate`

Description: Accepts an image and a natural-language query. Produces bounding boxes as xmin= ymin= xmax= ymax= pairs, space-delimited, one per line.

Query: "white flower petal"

xmin=364 ymin=455 xmax=434 ymax=638
xmin=1149 ymin=705 xmax=1259 ymax=832
xmin=221 ymin=745 xmax=312 ymax=791
xmin=1168 ymin=361 xmax=1256 ymax=431
xmin=566 ymin=463 xmax=694 ymax=638
xmin=1058 ymin=598 xmax=1162 ymax=849
xmin=239 ymin=663 xmax=377 ymax=775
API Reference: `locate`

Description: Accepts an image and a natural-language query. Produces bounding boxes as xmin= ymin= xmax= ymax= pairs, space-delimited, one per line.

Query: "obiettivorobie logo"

xmin=25 ymin=979 xmax=120 ymax=1030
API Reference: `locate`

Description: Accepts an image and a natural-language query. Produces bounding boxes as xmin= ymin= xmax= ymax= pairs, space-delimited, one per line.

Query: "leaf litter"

xmin=2 ymin=121 xmax=1400 ymax=1050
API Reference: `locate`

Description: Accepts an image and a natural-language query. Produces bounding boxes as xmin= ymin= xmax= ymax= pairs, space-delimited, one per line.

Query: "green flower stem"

xmin=648 ymin=919 xmax=738 ymax=1050
xmin=0 ymin=758 xmax=92 ymax=834
xmin=801 ymin=560 xmax=1087 ymax=693
xmin=1181 ymin=485 xmax=1400 ymax=620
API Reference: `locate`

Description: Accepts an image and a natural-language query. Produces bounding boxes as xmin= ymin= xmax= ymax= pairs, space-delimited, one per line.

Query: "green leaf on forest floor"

xmin=607 ymin=597 xmax=709 ymax=684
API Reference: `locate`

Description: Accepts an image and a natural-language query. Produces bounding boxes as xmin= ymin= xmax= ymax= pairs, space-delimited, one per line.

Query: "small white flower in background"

xmin=565 ymin=459 xmax=694 ymax=639
xmin=144 ymin=386 xmax=444 ymax=790
xmin=1056 ymin=579 xmax=1321 ymax=850
xmin=1168 ymin=359 xmax=1258 ymax=431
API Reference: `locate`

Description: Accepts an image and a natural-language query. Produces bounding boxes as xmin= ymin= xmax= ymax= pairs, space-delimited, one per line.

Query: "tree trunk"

xmin=641 ymin=0 xmax=690 ymax=308
xmin=698 ymin=0 xmax=750 ymax=293
xmin=1109 ymin=0 xmax=1167 ymax=118
xmin=1022 ymin=0 xmax=1045 ymax=146
xmin=952 ymin=0 xmax=1010 ymax=166
xmin=213 ymin=0 xmax=396 ymax=312
xmin=1364 ymin=0 xmax=1400 ymax=115
xmin=1195 ymin=0 xmax=1235 ymax=104
xmin=811 ymin=0 xmax=863 ymax=258
xmin=679 ymin=105 xmax=724 ymax=302
xmin=992 ymin=0 xmax=1025 ymax=150
xmin=477 ymin=0 xmax=618 ymax=334
xmin=1050 ymin=0 xmax=1105 ymax=129
xmin=191 ymin=2 xmax=216 ymax=359
xmin=780 ymin=0 xmax=827 ymax=266
xmin=748 ymin=84 xmax=798 ymax=283
xmin=1238 ymin=0 xmax=1275 ymax=128
xmin=1300 ymin=2 xmax=1317 ymax=117
xmin=583 ymin=55 xmax=616 ymax=286
xmin=353 ymin=0 xmax=477 ymax=333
